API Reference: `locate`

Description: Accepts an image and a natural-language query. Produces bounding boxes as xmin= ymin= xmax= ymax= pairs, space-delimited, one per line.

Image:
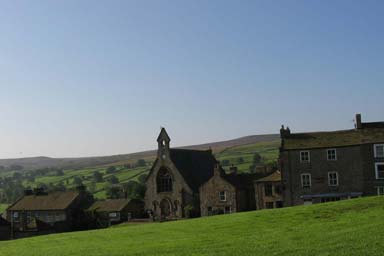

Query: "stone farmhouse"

xmin=280 ymin=114 xmax=384 ymax=206
xmin=6 ymin=187 xmax=93 ymax=238
xmin=254 ymin=170 xmax=283 ymax=210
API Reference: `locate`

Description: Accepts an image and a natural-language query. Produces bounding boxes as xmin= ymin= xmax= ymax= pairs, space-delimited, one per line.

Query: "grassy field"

xmin=0 ymin=204 xmax=8 ymax=214
xmin=0 ymin=196 xmax=383 ymax=255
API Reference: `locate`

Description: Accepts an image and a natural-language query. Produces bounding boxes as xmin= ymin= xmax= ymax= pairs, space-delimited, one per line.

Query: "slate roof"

xmin=7 ymin=191 xmax=80 ymax=211
xmin=255 ymin=170 xmax=281 ymax=183
xmin=282 ymin=127 xmax=384 ymax=150
xmin=169 ymin=148 xmax=217 ymax=192
xmin=88 ymin=199 xmax=130 ymax=212
xmin=223 ymin=172 xmax=262 ymax=189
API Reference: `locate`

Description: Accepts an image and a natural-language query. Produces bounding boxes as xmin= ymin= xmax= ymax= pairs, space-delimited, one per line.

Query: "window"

xmin=264 ymin=184 xmax=272 ymax=196
xmin=377 ymin=187 xmax=384 ymax=196
xmin=374 ymin=144 xmax=384 ymax=158
xmin=109 ymin=212 xmax=118 ymax=218
xmin=157 ymin=168 xmax=173 ymax=192
xmin=300 ymin=151 xmax=310 ymax=163
xmin=301 ymin=173 xmax=311 ymax=188
xmin=219 ymin=191 xmax=226 ymax=202
xmin=265 ymin=202 xmax=274 ymax=209
xmin=327 ymin=149 xmax=337 ymax=161
xmin=224 ymin=206 xmax=231 ymax=214
xmin=328 ymin=172 xmax=339 ymax=186
xmin=275 ymin=185 xmax=282 ymax=195
xmin=375 ymin=163 xmax=384 ymax=179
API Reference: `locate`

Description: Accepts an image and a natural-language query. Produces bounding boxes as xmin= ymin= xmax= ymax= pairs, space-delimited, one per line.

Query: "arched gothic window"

xmin=157 ymin=168 xmax=172 ymax=192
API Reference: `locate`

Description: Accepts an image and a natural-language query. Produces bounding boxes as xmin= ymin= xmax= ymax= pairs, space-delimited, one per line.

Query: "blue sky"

xmin=0 ymin=0 xmax=383 ymax=158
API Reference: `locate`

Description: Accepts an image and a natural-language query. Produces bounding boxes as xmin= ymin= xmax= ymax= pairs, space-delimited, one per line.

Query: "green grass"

xmin=215 ymin=140 xmax=280 ymax=172
xmin=0 ymin=204 xmax=8 ymax=214
xmin=1 ymin=196 xmax=383 ymax=255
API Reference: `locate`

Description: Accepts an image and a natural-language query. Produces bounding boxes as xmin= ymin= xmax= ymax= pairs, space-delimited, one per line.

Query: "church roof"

xmin=169 ymin=148 xmax=216 ymax=192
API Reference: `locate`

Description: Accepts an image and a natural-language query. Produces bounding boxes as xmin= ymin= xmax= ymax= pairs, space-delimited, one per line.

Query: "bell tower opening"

xmin=157 ymin=127 xmax=171 ymax=160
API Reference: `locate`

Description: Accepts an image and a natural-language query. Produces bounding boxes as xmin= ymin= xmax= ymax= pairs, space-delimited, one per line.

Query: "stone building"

xmin=88 ymin=199 xmax=144 ymax=227
xmin=199 ymin=166 xmax=258 ymax=216
xmin=280 ymin=114 xmax=384 ymax=206
xmin=7 ymin=187 xmax=93 ymax=238
xmin=145 ymin=128 xmax=218 ymax=219
xmin=254 ymin=170 xmax=283 ymax=210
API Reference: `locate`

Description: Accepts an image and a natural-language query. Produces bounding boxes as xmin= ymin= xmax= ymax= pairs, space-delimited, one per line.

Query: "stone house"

xmin=254 ymin=170 xmax=283 ymax=209
xmin=199 ymin=165 xmax=258 ymax=216
xmin=145 ymin=128 xmax=218 ymax=219
xmin=280 ymin=114 xmax=384 ymax=206
xmin=88 ymin=199 xmax=144 ymax=227
xmin=7 ymin=187 xmax=93 ymax=238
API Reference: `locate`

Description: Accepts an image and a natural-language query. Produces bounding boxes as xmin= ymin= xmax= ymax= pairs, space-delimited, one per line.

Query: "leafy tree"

xmin=73 ymin=176 xmax=83 ymax=186
xmin=106 ymin=166 xmax=116 ymax=174
xmin=136 ymin=159 xmax=146 ymax=167
xmin=138 ymin=174 xmax=148 ymax=184
xmin=253 ymin=153 xmax=262 ymax=165
xmin=109 ymin=175 xmax=119 ymax=184
xmin=236 ymin=157 xmax=244 ymax=164
xmin=124 ymin=181 xmax=146 ymax=200
xmin=92 ymin=171 xmax=104 ymax=183
xmin=221 ymin=159 xmax=230 ymax=166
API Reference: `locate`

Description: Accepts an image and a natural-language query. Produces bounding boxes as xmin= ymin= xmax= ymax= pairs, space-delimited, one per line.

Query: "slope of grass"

xmin=0 ymin=204 xmax=8 ymax=214
xmin=1 ymin=196 xmax=383 ymax=256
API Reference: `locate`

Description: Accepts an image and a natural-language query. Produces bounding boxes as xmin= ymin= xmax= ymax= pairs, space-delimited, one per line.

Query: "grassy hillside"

xmin=1 ymin=197 xmax=383 ymax=255
xmin=0 ymin=140 xmax=279 ymax=201
xmin=0 ymin=204 xmax=7 ymax=214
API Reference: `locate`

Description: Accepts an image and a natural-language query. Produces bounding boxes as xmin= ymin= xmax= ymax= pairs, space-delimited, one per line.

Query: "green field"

xmin=0 ymin=204 xmax=8 ymax=214
xmin=0 ymin=140 xmax=279 ymax=201
xmin=0 ymin=196 xmax=383 ymax=255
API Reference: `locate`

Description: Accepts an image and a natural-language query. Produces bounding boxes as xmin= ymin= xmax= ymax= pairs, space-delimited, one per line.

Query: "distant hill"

xmin=0 ymin=134 xmax=280 ymax=170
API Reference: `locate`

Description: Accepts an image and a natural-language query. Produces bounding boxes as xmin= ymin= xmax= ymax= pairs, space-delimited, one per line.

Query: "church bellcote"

xmin=157 ymin=128 xmax=170 ymax=160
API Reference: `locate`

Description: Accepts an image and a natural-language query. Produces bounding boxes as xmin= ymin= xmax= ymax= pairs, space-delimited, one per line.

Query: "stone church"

xmin=144 ymin=128 xmax=258 ymax=220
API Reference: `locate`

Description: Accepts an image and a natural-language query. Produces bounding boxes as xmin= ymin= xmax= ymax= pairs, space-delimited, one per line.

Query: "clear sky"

xmin=0 ymin=0 xmax=383 ymax=158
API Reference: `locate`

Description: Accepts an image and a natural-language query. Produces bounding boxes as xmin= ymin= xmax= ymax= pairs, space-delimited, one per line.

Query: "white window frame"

xmin=328 ymin=171 xmax=339 ymax=186
xmin=327 ymin=149 xmax=337 ymax=161
xmin=375 ymin=162 xmax=384 ymax=179
xmin=219 ymin=191 xmax=227 ymax=202
xmin=374 ymin=144 xmax=384 ymax=158
xmin=300 ymin=151 xmax=310 ymax=163
xmin=377 ymin=186 xmax=384 ymax=196
xmin=301 ymin=173 xmax=311 ymax=188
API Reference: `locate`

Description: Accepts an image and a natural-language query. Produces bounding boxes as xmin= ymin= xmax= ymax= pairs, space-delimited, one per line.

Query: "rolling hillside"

xmin=0 ymin=197 xmax=383 ymax=255
xmin=0 ymin=134 xmax=279 ymax=170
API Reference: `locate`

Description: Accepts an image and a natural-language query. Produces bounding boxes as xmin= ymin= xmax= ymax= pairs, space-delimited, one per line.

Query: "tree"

xmin=236 ymin=157 xmax=244 ymax=164
xmin=109 ymin=175 xmax=119 ymax=184
xmin=92 ymin=171 xmax=104 ymax=183
xmin=124 ymin=181 xmax=145 ymax=200
xmin=253 ymin=153 xmax=262 ymax=165
xmin=106 ymin=166 xmax=116 ymax=174
xmin=136 ymin=159 xmax=146 ymax=167
xmin=73 ymin=176 xmax=83 ymax=186
xmin=138 ymin=174 xmax=148 ymax=184
xmin=221 ymin=159 xmax=230 ymax=166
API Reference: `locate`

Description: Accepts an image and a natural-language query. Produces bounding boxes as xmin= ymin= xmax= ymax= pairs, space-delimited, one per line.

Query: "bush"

xmin=106 ymin=166 xmax=116 ymax=174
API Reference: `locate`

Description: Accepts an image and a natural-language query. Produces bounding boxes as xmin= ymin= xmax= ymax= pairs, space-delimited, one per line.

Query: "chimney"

xmin=213 ymin=162 xmax=221 ymax=176
xmin=33 ymin=187 xmax=46 ymax=196
xmin=229 ymin=165 xmax=238 ymax=175
xmin=280 ymin=125 xmax=291 ymax=138
xmin=355 ymin=113 xmax=362 ymax=129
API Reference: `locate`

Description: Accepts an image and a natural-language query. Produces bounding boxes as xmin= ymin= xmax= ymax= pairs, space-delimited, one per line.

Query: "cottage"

xmin=199 ymin=165 xmax=257 ymax=216
xmin=7 ymin=187 xmax=93 ymax=238
xmin=280 ymin=114 xmax=384 ymax=206
xmin=254 ymin=170 xmax=283 ymax=209
xmin=88 ymin=199 xmax=144 ymax=227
